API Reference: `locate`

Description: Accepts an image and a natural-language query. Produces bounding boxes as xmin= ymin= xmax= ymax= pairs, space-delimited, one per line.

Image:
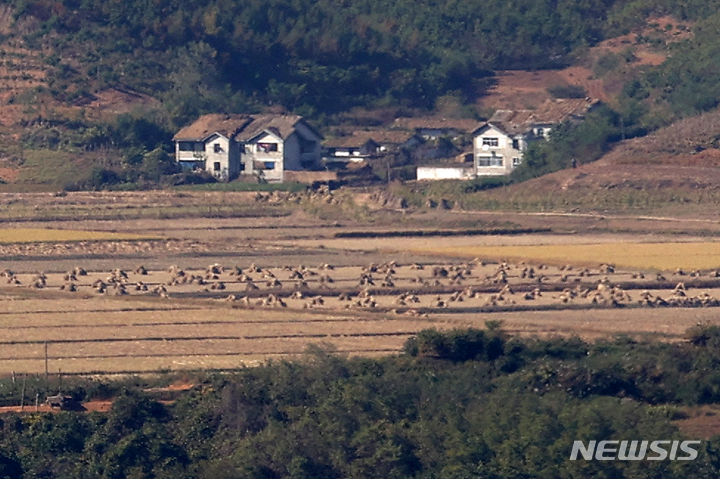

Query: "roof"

xmin=236 ymin=114 xmax=304 ymax=141
xmin=173 ymin=114 xmax=322 ymax=142
xmin=172 ymin=114 xmax=253 ymax=141
xmin=473 ymin=122 xmax=515 ymax=137
xmin=488 ymin=98 xmax=598 ymax=134
xmin=350 ymin=129 xmax=422 ymax=145
xmin=391 ymin=117 xmax=483 ymax=133
xmin=323 ymin=136 xmax=378 ymax=148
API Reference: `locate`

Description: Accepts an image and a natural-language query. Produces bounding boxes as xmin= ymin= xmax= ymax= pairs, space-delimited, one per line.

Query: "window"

xmin=263 ymin=161 xmax=276 ymax=170
xmin=482 ymin=137 xmax=499 ymax=147
xmin=512 ymin=157 xmax=521 ymax=167
xmin=512 ymin=138 xmax=520 ymax=150
xmin=257 ymin=142 xmax=278 ymax=152
xmin=477 ymin=156 xmax=503 ymax=167
xmin=213 ymin=162 xmax=221 ymax=171
xmin=536 ymin=128 xmax=545 ymax=137
xmin=179 ymin=141 xmax=205 ymax=152
xmin=213 ymin=143 xmax=222 ymax=153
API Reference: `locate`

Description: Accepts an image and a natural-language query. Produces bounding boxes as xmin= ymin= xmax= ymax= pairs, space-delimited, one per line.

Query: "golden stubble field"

xmin=3 ymin=190 xmax=720 ymax=374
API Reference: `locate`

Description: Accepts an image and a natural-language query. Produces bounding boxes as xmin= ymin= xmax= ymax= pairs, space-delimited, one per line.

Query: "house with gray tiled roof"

xmin=391 ymin=117 xmax=483 ymax=139
xmin=418 ymin=98 xmax=598 ymax=180
xmin=472 ymin=98 xmax=599 ymax=177
xmin=173 ymin=114 xmax=323 ymax=182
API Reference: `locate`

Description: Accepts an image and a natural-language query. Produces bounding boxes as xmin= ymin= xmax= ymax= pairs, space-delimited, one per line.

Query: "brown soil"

xmin=674 ymin=405 xmax=720 ymax=440
xmin=0 ymin=400 xmax=113 ymax=414
xmin=479 ymin=15 xmax=687 ymax=111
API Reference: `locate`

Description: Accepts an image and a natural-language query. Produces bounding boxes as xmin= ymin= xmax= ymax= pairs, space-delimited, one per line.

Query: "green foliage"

xmin=407 ymin=328 xmax=508 ymax=362
xmin=547 ymin=84 xmax=588 ymax=99
xmin=5 ymin=328 xmax=720 ymax=476
xmin=509 ymin=104 xmax=641 ymax=182
xmin=0 ymin=450 xmax=22 ymax=479
xmin=14 ymin=0 xmax=631 ymax=117
xmin=643 ymin=10 xmax=720 ymax=116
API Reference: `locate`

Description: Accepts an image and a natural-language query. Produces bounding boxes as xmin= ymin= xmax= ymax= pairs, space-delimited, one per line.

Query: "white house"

xmin=471 ymin=98 xmax=599 ymax=177
xmin=417 ymin=98 xmax=599 ymax=180
xmin=173 ymin=114 xmax=323 ymax=182
xmin=472 ymin=122 xmax=526 ymax=176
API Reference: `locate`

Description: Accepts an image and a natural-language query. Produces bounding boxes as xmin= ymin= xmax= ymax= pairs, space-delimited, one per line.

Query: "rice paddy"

xmin=412 ymin=242 xmax=720 ymax=271
xmin=2 ymin=189 xmax=720 ymax=375
xmin=0 ymin=228 xmax=154 ymax=243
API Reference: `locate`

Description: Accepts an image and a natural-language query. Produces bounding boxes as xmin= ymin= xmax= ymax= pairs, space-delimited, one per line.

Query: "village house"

xmin=322 ymin=129 xmax=425 ymax=164
xmin=322 ymin=136 xmax=380 ymax=162
xmin=173 ymin=113 xmax=323 ymax=182
xmin=391 ymin=117 xmax=483 ymax=140
xmin=418 ymin=98 xmax=598 ymax=180
xmin=472 ymin=122 xmax=526 ymax=176
xmin=474 ymin=98 xmax=598 ymax=176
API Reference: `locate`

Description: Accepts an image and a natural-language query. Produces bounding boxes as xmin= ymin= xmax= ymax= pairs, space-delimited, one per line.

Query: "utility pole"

xmin=44 ymin=342 xmax=49 ymax=379
xmin=20 ymin=375 xmax=26 ymax=411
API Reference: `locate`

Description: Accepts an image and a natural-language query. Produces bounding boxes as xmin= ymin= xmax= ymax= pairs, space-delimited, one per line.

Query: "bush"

xmin=547 ymin=84 xmax=588 ymax=99
xmin=405 ymin=328 xmax=507 ymax=362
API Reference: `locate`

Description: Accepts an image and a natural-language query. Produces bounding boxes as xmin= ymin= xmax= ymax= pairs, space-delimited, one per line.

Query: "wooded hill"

xmin=7 ymin=0 xmax=720 ymax=121
xmin=2 ymin=0 xmax=720 ymax=187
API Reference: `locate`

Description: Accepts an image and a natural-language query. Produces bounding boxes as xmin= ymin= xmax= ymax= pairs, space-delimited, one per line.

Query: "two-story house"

xmin=472 ymin=122 xmax=526 ymax=176
xmin=173 ymin=114 xmax=323 ymax=182
xmin=473 ymin=98 xmax=599 ymax=177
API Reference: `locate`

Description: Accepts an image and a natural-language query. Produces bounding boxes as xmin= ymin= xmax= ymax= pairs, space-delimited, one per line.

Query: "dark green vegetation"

xmin=4 ymin=0 xmax=720 ymax=190
xmin=10 ymin=0 xmax=720 ymax=122
xmin=17 ymin=0 xmax=618 ymax=119
xmin=3 ymin=325 xmax=720 ymax=478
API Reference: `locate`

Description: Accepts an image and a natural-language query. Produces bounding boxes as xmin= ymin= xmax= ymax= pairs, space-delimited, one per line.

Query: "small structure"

xmin=417 ymin=165 xmax=476 ymax=181
xmin=417 ymin=99 xmax=598 ymax=180
xmin=46 ymin=394 xmax=75 ymax=410
xmin=391 ymin=117 xmax=483 ymax=140
xmin=350 ymin=129 xmax=425 ymax=152
xmin=323 ymin=136 xmax=380 ymax=162
xmin=173 ymin=114 xmax=323 ymax=182
xmin=474 ymin=98 xmax=599 ymax=176
xmin=472 ymin=122 xmax=525 ymax=177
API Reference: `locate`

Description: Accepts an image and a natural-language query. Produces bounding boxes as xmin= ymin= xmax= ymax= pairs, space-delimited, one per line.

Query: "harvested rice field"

xmin=0 ymin=228 xmax=154 ymax=243
xmin=410 ymin=242 xmax=720 ymax=271
xmin=2 ymin=190 xmax=720 ymax=374
xmin=3 ymin=251 xmax=720 ymax=374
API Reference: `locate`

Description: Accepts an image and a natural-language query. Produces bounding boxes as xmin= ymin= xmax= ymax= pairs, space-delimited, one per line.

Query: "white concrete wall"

xmin=417 ymin=166 xmax=475 ymax=181
xmin=204 ymin=134 xmax=232 ymax=180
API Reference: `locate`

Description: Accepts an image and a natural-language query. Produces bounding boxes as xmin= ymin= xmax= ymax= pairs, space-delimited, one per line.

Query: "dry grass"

xmin=0 ymin=294 xmax=429 ymax=374
xmin=412 ymin=242 xmax=720 ymax=271
xmin=0 ymin=228 xmax=153 ymax=243
xmin=437 ymin=308 xmax=720 ymax=341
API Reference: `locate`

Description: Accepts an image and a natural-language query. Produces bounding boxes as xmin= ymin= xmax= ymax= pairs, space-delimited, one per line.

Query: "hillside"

xmin=478 ymin=15 xmax=687 ymax=112
xmin=0 ymin=1 xmax=718 ymax=190
xmin=459 ymin=108 xmax=720 ymax=214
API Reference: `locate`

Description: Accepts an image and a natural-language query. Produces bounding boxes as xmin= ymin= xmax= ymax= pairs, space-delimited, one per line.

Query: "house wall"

xmin=293 ymin=122 xmax=322 ymax=167
xmin=204 ymin=134 xmax=233 ymax=181
xmin=417 ymin=166 xmax=475 ymax=181
xmin=243 ymin=132 xmax=285 ymax=182
xmin=283 ymin=133 xmax=301 ymax=171
xmin=473 ymin=125 xmax=523 ymax=176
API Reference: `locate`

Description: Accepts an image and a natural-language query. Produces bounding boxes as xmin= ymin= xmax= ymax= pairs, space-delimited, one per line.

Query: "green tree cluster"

xmin=15 ymin=0 xmax=626 ymax=119
xmin=3 ymin=326 xmax=720 ymax=477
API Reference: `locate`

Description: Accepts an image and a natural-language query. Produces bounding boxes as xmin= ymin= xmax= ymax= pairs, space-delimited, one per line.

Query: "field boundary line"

xmin=0 ymin=331 xmax=418 ymax=346
xmin=0 ymin=348 xmax=403 ymax=361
